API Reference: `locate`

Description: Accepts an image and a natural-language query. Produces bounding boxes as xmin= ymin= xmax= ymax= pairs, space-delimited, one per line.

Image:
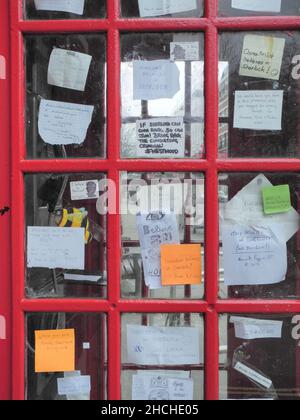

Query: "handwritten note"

xmin=239 ymin=35 xmax=285 ymax=80
xmin=35 ymin=329 xmax=75 ymax=373
xmin=136 ymin=118 xmax=185 ymax=158
xmin=133 ymin=60 xmax=180 ymax=101
xmin=127 ymin=325 xmax=200 ymax=365
xmin=222 ymin=174 xmax=300 ymax=243
xmin=136 ymin=212 xmax=180 ymax=289
xmin=222 ymin=224 xmax=287 ymax=286
xmin=48 ymin=48 xmax=92 ymax=91
xmin=170 ymin=42 xmax=200 ymax=61
xmin=262 ymin=185 xmax=292 ymax=215
xmin=27 ymin=227 xmax=85 ymax=270
xmin=70 ymin=180 xmax=99 ymax=201
xmin=161 ymin=244 xmax=202 ymax=286
xmin=230 ymin=317 xmax=283 ymax=340
xmin=138 ymin=0 xmax=197 ymax=17
xmin=234 ymin=90 xmax=283 ymax=131
xmin=38 ymin=100 xmax=94 ymax=146
xmin=232 ymin=0 xmax=281 ymax=12
xmin=57 ymin=376 xmax=91 ymax=396
xmin=132 ymin=374 xmax=194 ymax=400
xmin=34 ymin=0 xmax=85 ymax=15
xmin=234 ymin=362 xmax=273 ymax=389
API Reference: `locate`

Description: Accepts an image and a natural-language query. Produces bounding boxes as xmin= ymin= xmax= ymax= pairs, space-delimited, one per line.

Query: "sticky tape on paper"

xmin=0 ymin=315 xmax=6 ymax=340
xmin=0 ymin=55 xmax=6 ymax=80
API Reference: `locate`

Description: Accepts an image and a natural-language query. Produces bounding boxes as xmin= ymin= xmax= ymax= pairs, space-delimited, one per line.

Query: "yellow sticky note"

xmin=35 ymin=329 xmax=75 ymax=373
xmin=161 ymin=244 xmax=202 ymax=286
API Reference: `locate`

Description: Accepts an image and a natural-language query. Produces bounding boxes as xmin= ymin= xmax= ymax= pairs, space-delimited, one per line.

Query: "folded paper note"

xmin=262 ymin=185 xmax=292 ymax=215
xmin=35 ymin=329 xmax=75 ymax=373
xmin=230 ymin=317 xmax=283 ymax=340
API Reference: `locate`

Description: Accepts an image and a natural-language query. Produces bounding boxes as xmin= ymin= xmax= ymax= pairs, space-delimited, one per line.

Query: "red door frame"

xmin=3 ymin=0 xmax=300 ymax=400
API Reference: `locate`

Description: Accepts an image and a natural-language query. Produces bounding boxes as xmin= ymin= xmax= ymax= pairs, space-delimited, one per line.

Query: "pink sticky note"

xmin=0 ymin=315 xmax=6 ymax=340
xmin=0 ymin=55 xmax=6 ymax=80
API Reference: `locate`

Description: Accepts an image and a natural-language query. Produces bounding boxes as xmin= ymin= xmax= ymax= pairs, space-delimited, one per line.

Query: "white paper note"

xmin=136 ymin=212 xmax=180 ymax=289
xmin=58 ymin=376 xmax=91 ymax=396
xmin=230 ymin=317 xmax=283 ymax=339
xmin=234 ymin=90 xmax=283 ymax=131
xmin=48 ymin=48 xmax=92 ymax=91
xmin=132 ymin=374 xmax=194 ymax=400
xmin=133 ymin=60 xmax=180 ymax=101
xmin=222 ymin=174 xmax=300 ymax=243
xmin=222 ymin=224 xmax=287 ymax=286
xmin=127 ymin=325 xmax=200 ymax=365
xmin=170 ymin=42 xmax=200 ymax=61
xmin=38 ymin=100 xmax=94 ymax=145
xmin=234 ymin=362 xmax=272 ymax=389
xmin=137 ymin=370 xmax=190 ymax=379
xmin=27 ymin=227 xmax=85 ymax=270
xmin=232 ymin=0 xmax=281 ymax=12
xmin=63 ymin=371 xmax=90 ymax=401
xmin=138 ymin=0 xmax=197 ymax=17
xmin=136 ymin=118 xmax=185 ymax=158
xmin=239 ymin=35 xmax=285 ymax=80
xmin=34 ymin=0 xmax=85 ymax=15
xmin=70 ymin=180 xmax=99 ymax=200
xmin=64 ymin=274 xmax=101 ymax=283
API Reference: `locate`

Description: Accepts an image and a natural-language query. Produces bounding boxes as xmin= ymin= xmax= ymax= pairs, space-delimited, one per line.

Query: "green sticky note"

xmin=262 ymin=185 xmax=292 ymax=215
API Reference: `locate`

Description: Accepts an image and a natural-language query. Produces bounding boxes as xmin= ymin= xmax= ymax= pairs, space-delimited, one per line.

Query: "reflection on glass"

xmin=219 ymin=0 xmax=299 ymax=17
xmin=25 ymin=173 xmax=107 ymax=299
xmin=219 ymin=172 xmax=300 ymax=300
xmin=121 ymin=172 xmax=205 ymax=299
xmin=121 ymin=313 xmax=204 ymax=400
xmin=121 ymin=33 xmax=204 ymax=159
xmin=25 ymin=34 xmax=106 ymax=159
xmin=219 ymin=31 xmax=300 ymax=158
xmin=220 ymin=314 xmax=300 ymax=400
xmin=24 ymin=0 xmax=106 ymax=19
xmin=121 ymin=0 xmax=204 ymax=18
xmin=26 ymin=313 xmax=107 ymax=400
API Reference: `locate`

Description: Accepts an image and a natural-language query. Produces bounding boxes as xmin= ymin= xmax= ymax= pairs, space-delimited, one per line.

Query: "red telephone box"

xmin=1 ymin=0 xmax=300 ymax=401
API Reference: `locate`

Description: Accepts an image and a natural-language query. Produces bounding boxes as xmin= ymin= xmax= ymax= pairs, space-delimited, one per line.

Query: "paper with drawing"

xmin=132 ymin=374 xmax=194 ymax=400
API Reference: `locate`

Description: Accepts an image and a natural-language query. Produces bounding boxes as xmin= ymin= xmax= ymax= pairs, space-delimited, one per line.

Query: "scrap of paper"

xmin=170 ymin=42 xmax=200 ymax=61
xmin=57 ymin=375 xmax=91 ymax=396
xmin=222 ymin=223 xmax=287 ymax=286
xmin=70 ymin=180 xmax=99 ymax=201
xmin=232 ymin=0 xmax=281 ymax=12
xmin=239 ymin=35 xmax=285 ymax=80
xmin=262 ymin=185 xmax=292 ymax=215
xmin=230 ymin=317 xmax=283 ymax=340
xmin=34 ymin=0 xmax=85 ymax=15
xmin=48 ymin=48 xmax=92 ymax=91
xmin=133 ymin=60 xmax=180 ymax=101
xmin=35 ymin=329 xmax=75 ymax=373
xmin=136 ymin=118 xmax=185 ymax=158
xmin=27 ymin=227 xmax=85 ymax=270
xmin=137 ymin=370 xmax=190 ymax=379
xmin=63 ymin=371 xmax=90 ymax=401
xmin=38 ymin=100 xmax=94 ymax=145
xmin=233 ymin=90 xmax=283 ymax=131
xmin=234 ymin=362 xmax=273 ymax=389
xmin=132 ymin=374 xmax=194 ymax=400
xmin=136 ymin=212 xmax=180 ymax=289
xmin=64 ymin=273 xmax=101 ymax=283
xmin=127 ymin=325 xmax=200 ymax=365
xmin=222 ymin=174 xmax=300 ymax=243
xmin=138 ymin=0 xmax=197 ymax=17
xmin=161 ymin=244 xmax=202 ymax=286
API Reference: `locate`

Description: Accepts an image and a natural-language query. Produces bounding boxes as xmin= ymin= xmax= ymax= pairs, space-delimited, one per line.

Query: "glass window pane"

xmin=26 ymin=313 xmax=107 ymax=400
xmin=219 ymin=0 xmax=299 ymax=17
xmin=121 ymin=172 xmax=205 ymax=299
xmin=25 ymin=173 xmax=107 ymax=299
xmin=121 ymin=33 xmax=204 ymax=159
xmin=220 ymin=314 xmax=300 ymax=400
xmin=121 ymin=0 xmax=204 ymax=18
xmin=25 ymin=34 xmax=106 ymax=159
xmin=219 ymin=31 xmax=300 ymax=158
xmin=122 ymin=313 xmax=204 ymax=400
xmin=24 ymin=0 xmax=106 ymax=19
xmin=219 ymin=173 xmax=300 ymax=300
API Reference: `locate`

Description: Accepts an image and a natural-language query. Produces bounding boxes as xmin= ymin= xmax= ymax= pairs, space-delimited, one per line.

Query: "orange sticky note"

xmin=161 ymin=244 xmax=202 ymax=286
xmin=35 ymin=329 xmax=75 ymax=373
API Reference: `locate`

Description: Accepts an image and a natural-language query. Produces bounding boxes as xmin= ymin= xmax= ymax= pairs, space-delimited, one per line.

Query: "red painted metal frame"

xmin=6 ymin=0 xmax=300 ymax=401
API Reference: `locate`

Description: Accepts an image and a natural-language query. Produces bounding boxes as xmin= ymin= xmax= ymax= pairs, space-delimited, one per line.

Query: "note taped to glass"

xmin=161 ymin=244 xmax=202 ymax=286
xmin=232 ymin=0 xmax=281 ymax=12
xmin=34 ymin=0 xmax=85 ymax=15
xmin=262 ymin=185 xmax=292 ymax=215
xmin=138 ymin=0 xmax=197 ymax=17
xmin=35 ymin=329 xmax=75 ymax=373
